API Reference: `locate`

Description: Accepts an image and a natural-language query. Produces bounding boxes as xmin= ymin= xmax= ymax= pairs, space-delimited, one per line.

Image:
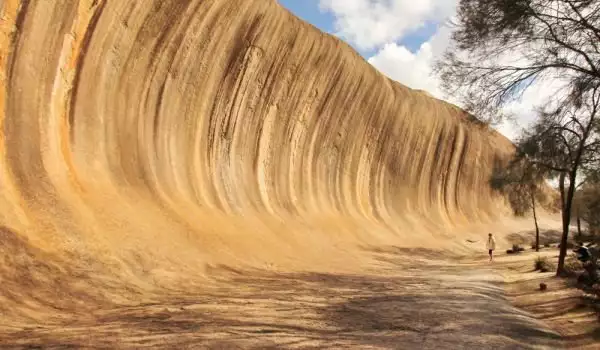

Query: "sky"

xmin=278 ymin=0 xmax=542 ymax=140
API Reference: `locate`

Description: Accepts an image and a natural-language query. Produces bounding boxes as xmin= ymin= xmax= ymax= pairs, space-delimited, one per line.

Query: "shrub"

xmin=534 ymin=256 xmax=555 ymax=272
xmin=544 ymin=243 xmax=551 ymax=248
xmin=563 ymin=254 xmax=584 ymax=277
xmin=512 ymin=244 xmax=525 ymax=253
xmin=506 ymin=249 xmax=514 ymax=254
xmin=531 ymin=242 xmax=537 ymax=250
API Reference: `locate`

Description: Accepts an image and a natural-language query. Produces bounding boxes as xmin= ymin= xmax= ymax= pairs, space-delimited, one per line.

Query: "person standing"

xmin=486 ymin=233 xmax=496 ymax=261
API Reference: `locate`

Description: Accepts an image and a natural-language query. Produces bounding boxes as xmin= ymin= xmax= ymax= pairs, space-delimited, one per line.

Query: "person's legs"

xmin=489 ymin=249 xmax=493 ymax=261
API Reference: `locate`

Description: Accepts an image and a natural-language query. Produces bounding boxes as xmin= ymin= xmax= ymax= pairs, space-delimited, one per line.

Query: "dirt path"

xmin=1 ymin=248 xmax=594 ymax=349
xmin=498 ymin=249 xmax=600 ymax=349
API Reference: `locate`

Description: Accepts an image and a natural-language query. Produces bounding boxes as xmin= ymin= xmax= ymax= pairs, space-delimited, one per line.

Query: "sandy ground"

xmin=500 ymin=249 xmax=600 ymax=350
xmin=1 ymin=246 xmax=597 ymax=349
xmin=1 ymin=1 xmax=594 ymax=348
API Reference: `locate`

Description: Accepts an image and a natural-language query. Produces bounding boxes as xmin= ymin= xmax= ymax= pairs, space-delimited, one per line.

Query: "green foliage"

xmin=490 ymin=158 xmax=546 ymax=216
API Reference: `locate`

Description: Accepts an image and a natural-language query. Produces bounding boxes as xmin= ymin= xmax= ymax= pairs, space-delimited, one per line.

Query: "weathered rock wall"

xmin=0 ymin=0 xmax=515 ymax=295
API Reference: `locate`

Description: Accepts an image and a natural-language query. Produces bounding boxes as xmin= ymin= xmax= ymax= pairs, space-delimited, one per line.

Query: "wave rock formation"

xmin=0 ymin=0 xmax=517 ymax=319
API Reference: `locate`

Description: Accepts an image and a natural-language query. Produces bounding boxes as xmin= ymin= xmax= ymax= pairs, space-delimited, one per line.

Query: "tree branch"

xmin=565 ymin=0 xmax=600 ymax=42
xmin=530 ymin=9 xmax=599 ymax=76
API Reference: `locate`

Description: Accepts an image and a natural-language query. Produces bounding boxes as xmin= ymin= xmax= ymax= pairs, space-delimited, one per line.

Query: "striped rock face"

xmin=0 ymin=0 xmax=521 ymax=318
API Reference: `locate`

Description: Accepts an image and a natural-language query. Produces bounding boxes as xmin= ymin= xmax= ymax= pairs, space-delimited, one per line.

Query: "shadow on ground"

xmin=505 ymin=270 xmax=600 ymax=349
xmin=0 ymin=246 xmax=571 ymax=349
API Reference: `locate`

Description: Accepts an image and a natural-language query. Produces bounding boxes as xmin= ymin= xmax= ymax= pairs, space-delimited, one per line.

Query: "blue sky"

xmin=276 ymin=0 xmax=543 ymax=140
xmin=279 ymin=0 xmax=335 ymax=35
xmin=277 ymin=0 xmax=456 ymax=100
xmin=279 ymin=0 xmax=440 ymax=57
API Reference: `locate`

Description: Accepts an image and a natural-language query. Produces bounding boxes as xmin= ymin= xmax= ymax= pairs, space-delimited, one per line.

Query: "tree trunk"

xmin=531 ymin=190 xmax=540 ymax=252
xmin=577 ymin=215 xmax=582 ymax=238
xmin=559 ymin=173 xmax=566 ymax=216
xmin=557 ymin=171 xmax=578 ymax=276
xmin=557 ymin=173 xmax=567 ymax=275
xmin=556 ymin=89 xmax=597 ymax=276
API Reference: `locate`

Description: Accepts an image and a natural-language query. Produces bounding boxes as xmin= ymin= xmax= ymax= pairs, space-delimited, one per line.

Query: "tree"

xmin=436 ymin=0 xmax=600 ymax=276
xmin=531 ymin=181 xmax=542 ymax=251
xmin=514 ymin=87 xmax=600 ymax=274
xmin=573 ymin=191 xmax=586 ymax=238
xmin=571 ymin=167 xmax=600 ymax=236
xmin=578 ymin=175 xmax=600 ymax=236
xmin=583 ymin=190 xmax=600 ymax=236
xmin=491 ymin=160 xmax=546 ymax=251
xmin=436 ymin=0 xmax=600 ymax=125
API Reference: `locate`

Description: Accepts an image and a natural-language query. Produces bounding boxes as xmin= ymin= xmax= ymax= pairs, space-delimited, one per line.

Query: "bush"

xmin=544 ymin=243 xmax=551 ymax=248
xmin=531 ymin=242 xmax=537 ymax=250
xmin=512 ymin=244 xmax=525 ymax=253
xmin=534 ymin=256 xmax=555 ymax=272
xmin=563 ymin=254 xmax=584 ymax=277
xmin=506 ymin=249 xmax=514 ymax=254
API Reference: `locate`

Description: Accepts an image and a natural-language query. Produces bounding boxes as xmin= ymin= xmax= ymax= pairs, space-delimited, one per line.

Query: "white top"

xmin=486 ymin=236 xmax=496 ymax=250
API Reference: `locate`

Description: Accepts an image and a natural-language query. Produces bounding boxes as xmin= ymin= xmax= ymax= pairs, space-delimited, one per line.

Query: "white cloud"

xmin=499 ymin=76 xmax=570 ymax=140
xmin=367 ymin=25 xmax=452 ymax=100
xmin=318 ymin=0 xmax=457 ymax=103
xmin=319 ymin=0 xmax=457 ymax=51
xmin=319 ymin=0 xmax=560 ymax=141
xmin=365 ymin=23 xmax=560 ymax=140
